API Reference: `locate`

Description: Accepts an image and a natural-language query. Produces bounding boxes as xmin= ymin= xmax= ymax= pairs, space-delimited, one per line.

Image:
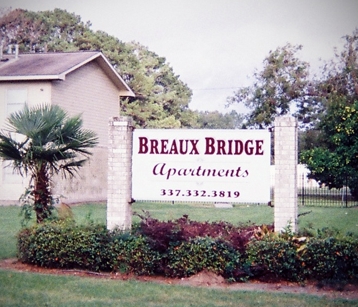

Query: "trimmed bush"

xmin=165 ymin=237 xmax=243 ymax=280
xmin=135 ymin=213 xmax=268 ymax=253
xmin=246 ymin=239 xmax=304 ymax=282
xmin=109 ymin=233 xmax=161 ymax=275
xmin=302 ymin=237 xmax=358 ymax=281
xmin=17 ymin=220 xmax=112 ymax=271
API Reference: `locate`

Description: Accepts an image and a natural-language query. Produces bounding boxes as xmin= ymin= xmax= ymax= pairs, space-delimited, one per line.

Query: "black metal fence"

xmin=298 ymin=174 xmax=358 ymax=208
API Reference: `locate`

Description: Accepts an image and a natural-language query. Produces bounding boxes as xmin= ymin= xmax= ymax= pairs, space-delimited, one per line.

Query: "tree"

xmin=0 ymin=9 xmax=193 ymax=128
xmin=227 ymin=44 xmax=310 ymax=128
xmin=300 ymin=29 xmax=358 ymax=199
xmin=301 ymin=99 xmax=358 ymax=199
xmin=318 ymin=30 xmax=358 ymax=105
xmin=195 ymin=110 xmax=244 ymax=129
xmin=0 ymin=105 xmax=98 ymax=222
xmin=119 ymin=42 xmax=193 ymax=128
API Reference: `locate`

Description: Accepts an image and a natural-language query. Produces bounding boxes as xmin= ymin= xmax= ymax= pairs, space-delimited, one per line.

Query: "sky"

xmin=1 ymin=0 xmax=358 ymax=114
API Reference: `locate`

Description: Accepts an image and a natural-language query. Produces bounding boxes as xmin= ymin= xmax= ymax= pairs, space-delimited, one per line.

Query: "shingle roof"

xmin=0 ymin=51 xmax=134 ymax=97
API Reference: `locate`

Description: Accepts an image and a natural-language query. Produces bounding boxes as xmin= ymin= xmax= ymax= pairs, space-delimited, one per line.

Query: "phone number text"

xmin=160 ymin=189 xmax=240 ymax=198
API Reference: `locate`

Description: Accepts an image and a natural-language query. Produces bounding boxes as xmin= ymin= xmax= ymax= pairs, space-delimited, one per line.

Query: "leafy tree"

xmin=0 ymin=9 xmax=193 ymax=128
xmin=227 ymin=43 xmax=310 ymax=128
xmin=119 ymin=42 xmax=193 ymax=128
xmin=301 ymin=99 xmax=358 ymax=199
xmin=318 ymin=30 xmax=358 ymax=105
xmin=0 ymin=105 xmax=98 ymax=222
xmin=195 ymin=110 xmax=244 ymax=129
xmin=300 ymin=30 xmax=358 ymax=199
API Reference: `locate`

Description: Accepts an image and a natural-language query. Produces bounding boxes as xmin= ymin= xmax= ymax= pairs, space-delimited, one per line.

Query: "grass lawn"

xmin=0 ymin=269 xmax=357 ymax=307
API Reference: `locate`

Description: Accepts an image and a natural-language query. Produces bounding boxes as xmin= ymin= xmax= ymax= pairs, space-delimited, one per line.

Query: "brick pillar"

xmin=274 ymin=116 xmax=298 ymax=232
xmin=107 ymin=117 xmax=133 ymax=230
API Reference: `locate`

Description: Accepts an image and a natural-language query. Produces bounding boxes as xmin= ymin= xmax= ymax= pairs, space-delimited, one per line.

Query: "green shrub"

xmin=302 ymin=237 xmax=358 ymax=281
xmin=247 ymin=238 xmax=305 ymax=282
xmin=17 ymin=221 xmax=112 ymax=271
xmin=109 ymin=233 xmax=161 ymax=275
xmin=246 ymin=233 xmax=358 ymax=283
xmin=165 ymin=237 xmax=244 ymax=280
xmin=17 ymin=219 xmax=358 ymax=283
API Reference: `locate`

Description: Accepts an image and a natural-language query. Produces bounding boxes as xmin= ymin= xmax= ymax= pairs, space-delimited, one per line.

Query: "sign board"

xmin=132 ymin=129 xmax=271 ymax=203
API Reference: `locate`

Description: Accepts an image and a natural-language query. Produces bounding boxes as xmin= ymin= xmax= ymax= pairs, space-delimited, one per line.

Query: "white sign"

xmin=132 ymin=129 xmax=271 ymax=203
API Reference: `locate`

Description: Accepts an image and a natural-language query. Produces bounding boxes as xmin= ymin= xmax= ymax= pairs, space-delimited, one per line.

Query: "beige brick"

xmin=274 ymin=116 xmax=298 ymax=232
xmin=107 ymin=117 xmax=134 ymax=230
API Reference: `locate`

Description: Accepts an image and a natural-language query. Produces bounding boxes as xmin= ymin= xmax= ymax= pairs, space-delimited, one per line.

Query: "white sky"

xmin=1 ymin=0 xmax=358 ymax=113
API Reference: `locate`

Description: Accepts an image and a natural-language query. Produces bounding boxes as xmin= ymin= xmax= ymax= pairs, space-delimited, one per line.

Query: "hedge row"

xmin=17 ymin=218 xmax=358 ymax=283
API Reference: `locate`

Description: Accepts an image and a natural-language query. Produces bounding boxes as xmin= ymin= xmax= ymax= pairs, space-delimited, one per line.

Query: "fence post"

xmin=345 ymin=176 xmax=348 ymax=208
xmin=107 ymin=117 xmax=134 ymax=230
xmin=274 ymin=116 xmax=298 ymax=232
xmin=301 ymin=174 xmax=305 ymax=206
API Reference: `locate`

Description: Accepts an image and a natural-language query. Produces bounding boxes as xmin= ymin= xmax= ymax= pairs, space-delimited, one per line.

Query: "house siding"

xmin=52 ymin=60 xmax=120 ymax=147
xmin=50 ymin=60 xmax=120 ymax=203
xmin=52 ymin=146 xmax=108 ymax=203
xmin=0 ymin=60 xmax=122 ymax=203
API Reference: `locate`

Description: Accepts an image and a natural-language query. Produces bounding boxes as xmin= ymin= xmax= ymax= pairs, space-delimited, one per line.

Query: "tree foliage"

xmin=301 ymin=99 xmax=358 ymax=199
xmin=194 ymin=110 xmax=244 ymax=129
xmin=227 ymin=28 xmax=358 ymax=196
xmin=0 ymin=105 xmax=98 ymax=222
xmin=0 ymin=8 xmax=193 ymax=128
xmin=300 ymin=30 xmax=358 ymax=199
xmin=227 ymin=44 xmax=310 ymax=128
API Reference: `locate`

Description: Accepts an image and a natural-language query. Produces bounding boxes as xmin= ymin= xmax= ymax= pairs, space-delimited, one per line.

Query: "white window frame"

xmin=2 ymin=88 xmax=27 ymax=184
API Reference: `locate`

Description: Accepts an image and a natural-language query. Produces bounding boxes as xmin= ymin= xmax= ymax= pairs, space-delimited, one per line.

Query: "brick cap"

xmin=274 ymin=115 xmax=297 ymax=127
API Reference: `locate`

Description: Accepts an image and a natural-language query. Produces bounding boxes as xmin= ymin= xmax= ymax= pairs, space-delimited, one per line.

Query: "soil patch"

xmin=1 ymin=258 xmax=358 ymax=300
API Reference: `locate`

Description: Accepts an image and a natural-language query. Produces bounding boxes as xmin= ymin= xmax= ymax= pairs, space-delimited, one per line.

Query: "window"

xmin=7 ymin=88 xmax=27 ymax=115
xmin=2 ymin=88 xmax=27 ymax=183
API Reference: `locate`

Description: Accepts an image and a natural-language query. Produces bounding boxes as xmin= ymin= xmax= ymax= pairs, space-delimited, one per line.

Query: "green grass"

xmin=0 ymin=206 xmax=23 ymax=260
xmin=0 ymin=270 xmax=356 ymax=307
xmin=297 ymin=206 xmax=358 ymax=236
xmin=132 ymin=202 xmax=275 ymax=225
xmin=71 ymin=201 xmax=275 ymax=225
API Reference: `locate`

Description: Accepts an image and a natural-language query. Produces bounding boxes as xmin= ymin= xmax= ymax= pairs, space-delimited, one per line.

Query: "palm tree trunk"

xmin=33 ymin=163 xmax=52 ymax=223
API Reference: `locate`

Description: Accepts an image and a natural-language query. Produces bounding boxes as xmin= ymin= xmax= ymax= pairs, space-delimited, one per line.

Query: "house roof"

xmin=0 ymin=51 xmax=135 ymax=97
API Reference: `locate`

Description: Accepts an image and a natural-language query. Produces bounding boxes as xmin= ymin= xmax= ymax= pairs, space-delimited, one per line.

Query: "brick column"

xmin=107 ymin=117 xmax=133 ymax=230
xmin=274 ymin=116 xmax=298 ymax=232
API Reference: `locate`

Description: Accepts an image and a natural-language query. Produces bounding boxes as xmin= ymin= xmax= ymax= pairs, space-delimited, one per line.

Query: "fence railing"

xmin=297 ymin=175 xmax=358 ymax=208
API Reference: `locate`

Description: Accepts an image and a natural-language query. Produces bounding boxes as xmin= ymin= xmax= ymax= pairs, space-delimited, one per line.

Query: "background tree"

xmin=0 ymin=8 xmax=193 ymax=128
xmin=301 ymin=99 xmax=358 ymax=199
xmin=195 ymin=110 xmax=244 ymax=129
xmin=0 ymin=105 xmax=98 ymax=222
xmin=227 ymin=43 xmax=311 ymax=128
xmin=227 ymin=28 xmax=358 ymax=196
xmin=300 ymin=30 xmax=358 ymax=199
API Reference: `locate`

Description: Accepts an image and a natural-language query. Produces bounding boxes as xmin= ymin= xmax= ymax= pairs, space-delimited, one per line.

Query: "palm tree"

xmin=0 ymin=104 xmax=98 ymax=223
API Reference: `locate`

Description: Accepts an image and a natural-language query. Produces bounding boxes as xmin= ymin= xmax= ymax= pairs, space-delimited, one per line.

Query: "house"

xmin=0 ymin=49 xmax=134 ymax=203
